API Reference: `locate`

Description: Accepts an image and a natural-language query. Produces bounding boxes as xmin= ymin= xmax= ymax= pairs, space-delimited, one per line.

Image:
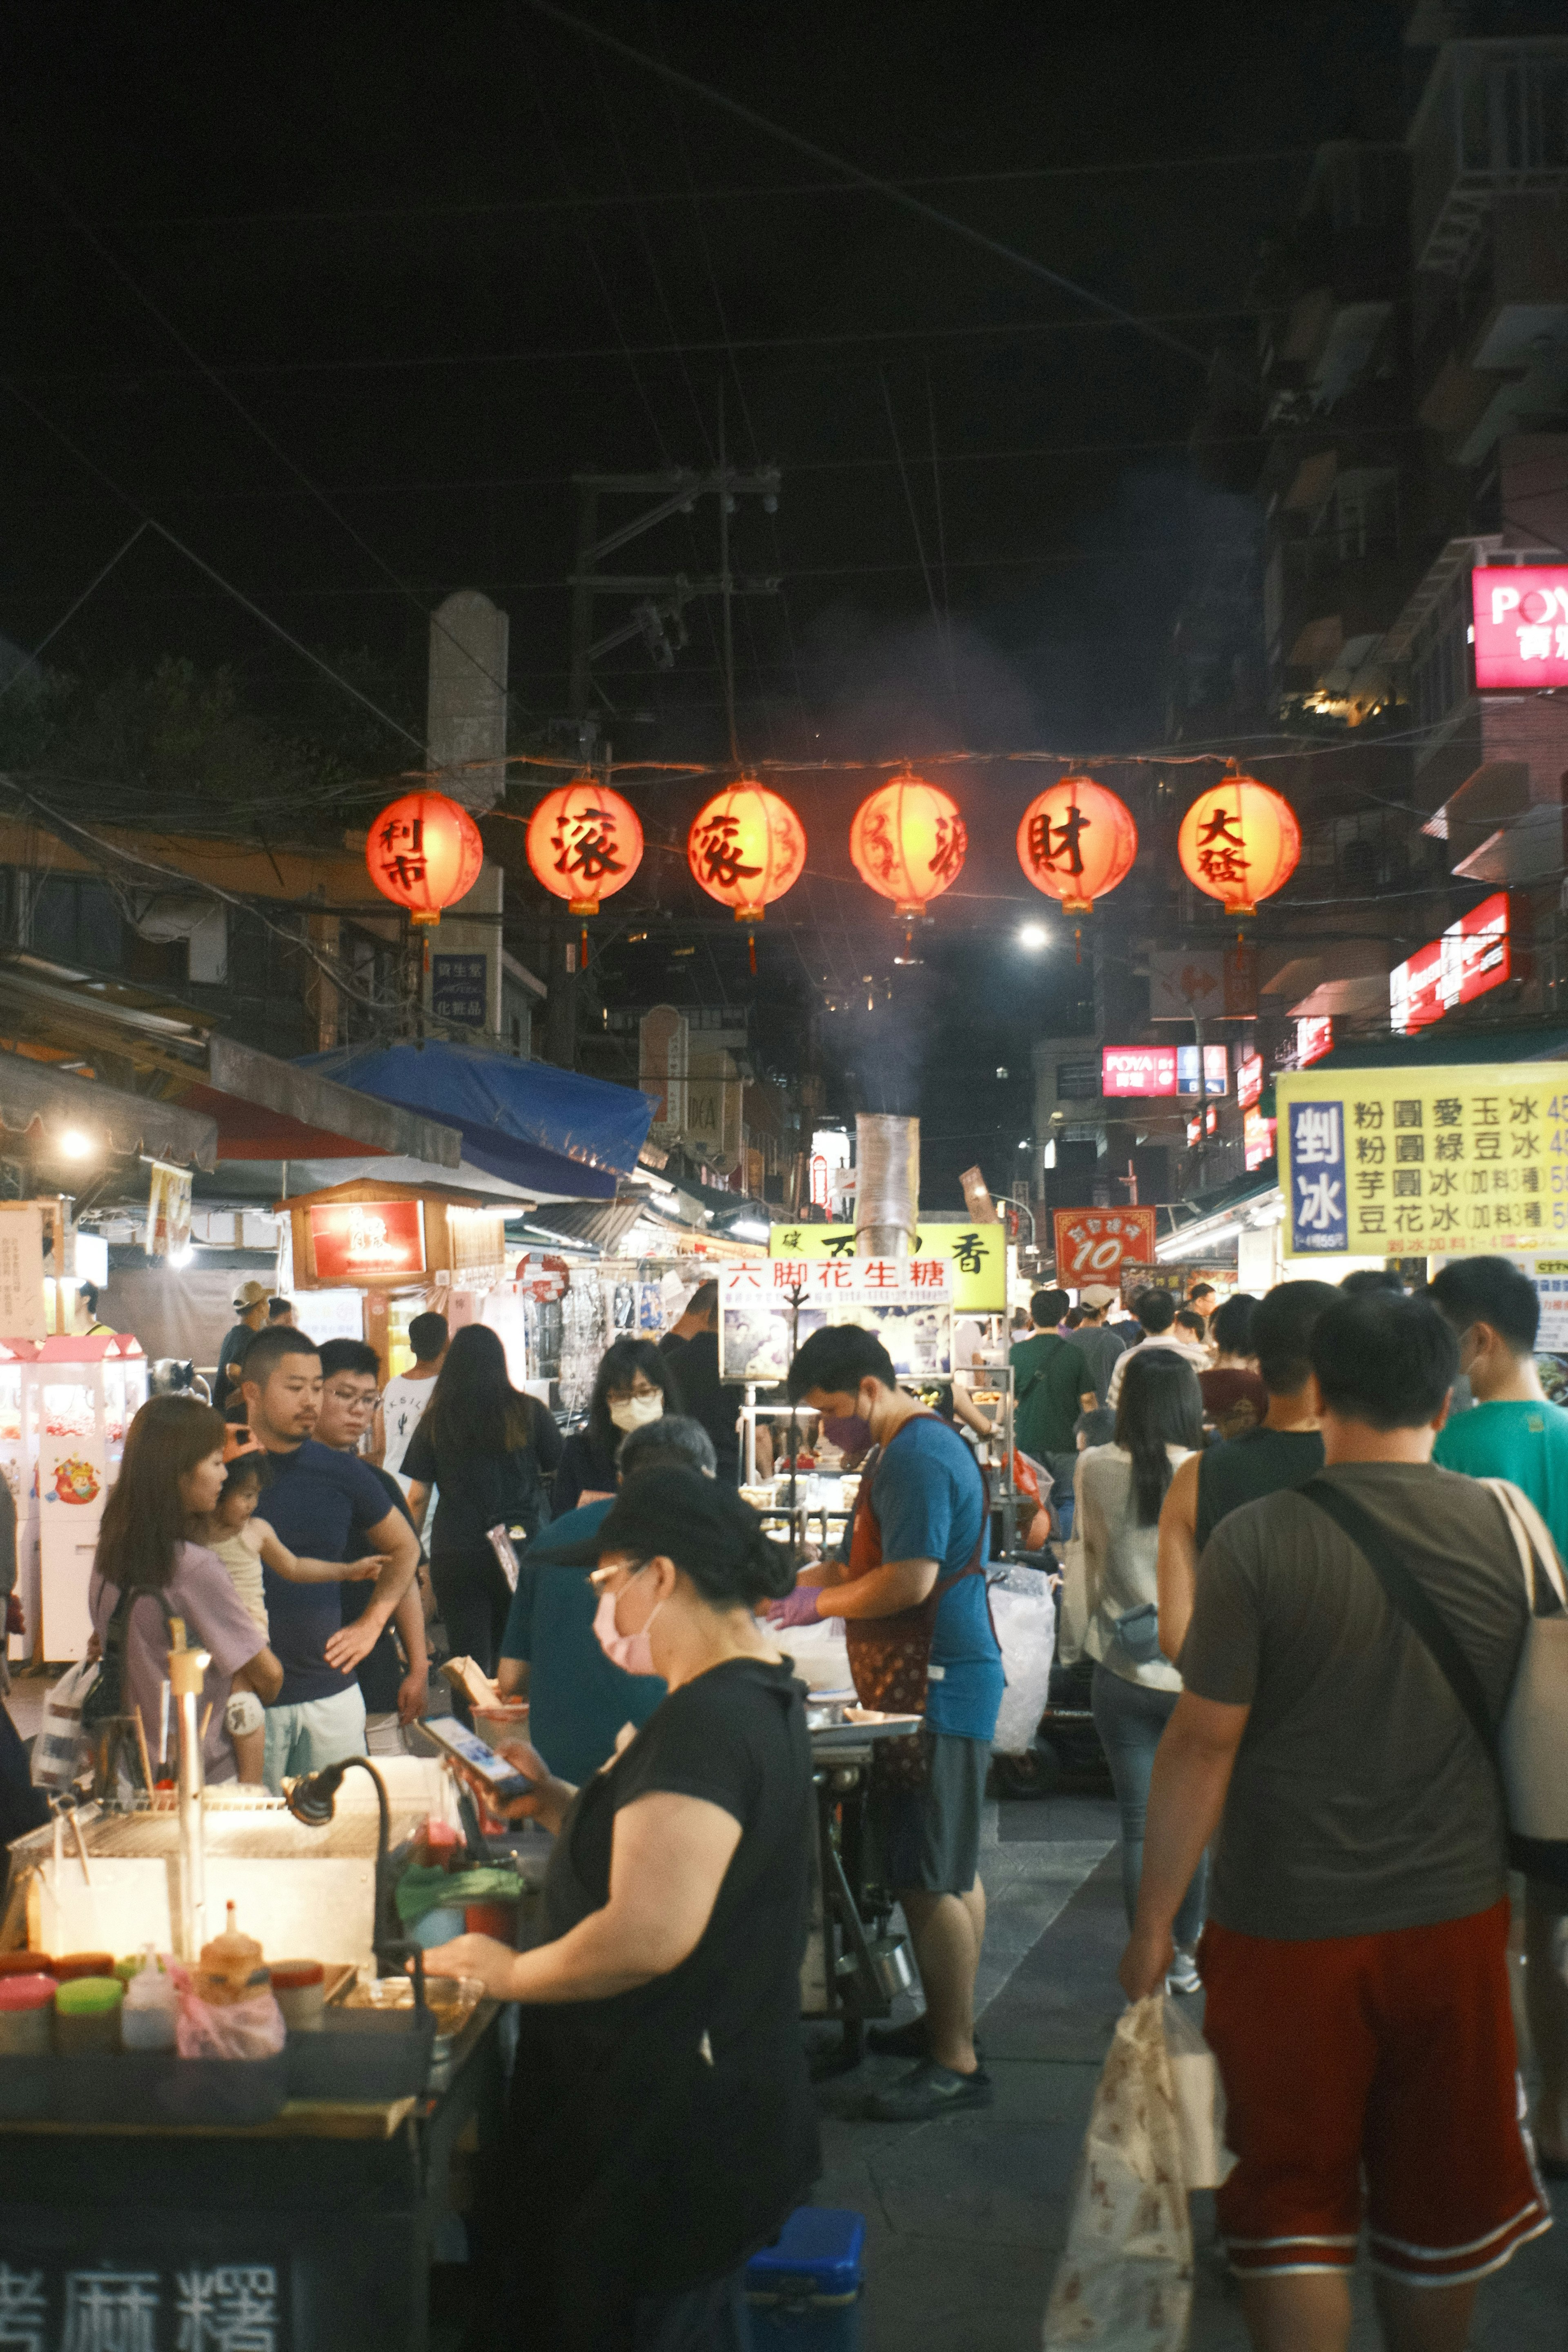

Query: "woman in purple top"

xmin=88 ymin=1397 xmax=282 ymax=1783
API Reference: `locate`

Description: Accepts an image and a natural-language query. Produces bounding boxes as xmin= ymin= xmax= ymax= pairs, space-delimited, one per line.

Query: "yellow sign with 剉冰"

xmin=1277 ymin=1062 xmax=1567 ymax=1261
xmin=768 ymin=1219 xmax=1007 ymax=1310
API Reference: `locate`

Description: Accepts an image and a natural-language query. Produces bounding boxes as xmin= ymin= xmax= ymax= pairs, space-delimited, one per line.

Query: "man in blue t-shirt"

xmin=238 ymin=1326 xmax=420 ymax=1791
xmin=786 ymin=1323 xmax=1003 ymax=2123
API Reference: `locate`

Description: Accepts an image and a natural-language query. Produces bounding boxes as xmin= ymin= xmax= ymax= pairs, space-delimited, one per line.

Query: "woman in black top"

xmin=423 ymin=1466 xmax=818 ymax=2352
xmin=552 ymin=1337 xmax=685 ymax=1516
xmin=401 ymin=1324 xmax=550 ymax=1678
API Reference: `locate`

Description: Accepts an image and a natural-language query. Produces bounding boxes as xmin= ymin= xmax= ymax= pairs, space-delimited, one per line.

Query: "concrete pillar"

xmin=427 ymin=590 xmax=509 ymax=815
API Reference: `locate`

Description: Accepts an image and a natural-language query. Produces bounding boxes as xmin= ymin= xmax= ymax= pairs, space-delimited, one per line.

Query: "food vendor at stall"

xmin=422 ymin=1466 xmax=818 ymax=2351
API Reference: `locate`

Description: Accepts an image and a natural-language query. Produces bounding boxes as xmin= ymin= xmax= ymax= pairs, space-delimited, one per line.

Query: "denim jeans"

xmin=1091 ymin=1662 xmax=1207 ymax=1949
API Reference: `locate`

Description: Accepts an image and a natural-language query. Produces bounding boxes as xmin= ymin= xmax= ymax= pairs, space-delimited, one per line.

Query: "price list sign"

xmin=1278 ymin=1064 xmax=1566 ymax=1260
xmin=720 ymin=1256 xmax=953 ymax=1384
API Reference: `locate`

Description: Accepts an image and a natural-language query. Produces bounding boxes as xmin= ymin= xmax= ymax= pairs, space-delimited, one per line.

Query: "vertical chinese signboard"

xmin=1051 ymin=1208 xmax=1156 ymax=1285
xmin=721 ymin=1256 xmax=953 ymax=1382
xmin=1278 ymin=1062 xmax=1562 ymax=1259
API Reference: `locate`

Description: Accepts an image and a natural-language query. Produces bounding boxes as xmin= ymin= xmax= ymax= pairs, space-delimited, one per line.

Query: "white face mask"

xmin=608 ymin=1392 xmax=664 ymax=1434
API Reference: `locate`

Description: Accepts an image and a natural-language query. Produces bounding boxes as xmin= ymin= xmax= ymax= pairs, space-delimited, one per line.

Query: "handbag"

xmin=1298 ymin=1475 xmax=1568 ymax=1889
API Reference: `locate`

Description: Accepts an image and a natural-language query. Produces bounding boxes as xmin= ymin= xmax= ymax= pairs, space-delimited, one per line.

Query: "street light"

xmin=58 ymin=1130 xmax=93 ymax=1160
xmin=1017 ymin=924 xmax=1048 ymax=950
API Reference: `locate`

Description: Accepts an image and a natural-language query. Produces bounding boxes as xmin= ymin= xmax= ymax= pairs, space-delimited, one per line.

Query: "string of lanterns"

xmin=369 ymin=764 xmax=1301 ymax=944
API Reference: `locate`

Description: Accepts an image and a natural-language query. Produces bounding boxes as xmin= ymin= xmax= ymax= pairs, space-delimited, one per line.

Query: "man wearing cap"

xmin=216 ymin=1281 xmax=270 ymax=1410
xmin=1073 ymin=1287 xmax=1129 ymax=1408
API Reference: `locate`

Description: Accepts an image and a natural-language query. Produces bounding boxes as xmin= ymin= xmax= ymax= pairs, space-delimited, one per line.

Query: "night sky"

xmin=0 ymin=2 xmax=1410 ymax=1203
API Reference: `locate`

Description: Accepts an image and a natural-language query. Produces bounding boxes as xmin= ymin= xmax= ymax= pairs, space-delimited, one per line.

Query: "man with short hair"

xmin=239 ymin=1325 xmax=421 ymax=1789
xmin=267 ymin=1297 xmax=295 ymax=1327
xmin=1429 ymin=1253 xmax=1568 ymax=2176
xmin=1187 ymin=1280 xmax=1216 ymax=1323
xmin=216 ymin=1279 xmax=270 ymax=1408
xmin=497 ymin=1415 xmax=717 ymax=1782
xmin=1158 ymin=1281 xmax=1338 ymax=1660
xmin=74 ymin=1281 xmax=114 ymax=1339
xmin=1009 ymin=1290 xmax=1096 ymax=1512
xmin=784 ymin=1323 xmax=1004 ymax=2121
xmin=315 ymin=1339 xmax=430 ymax=1759
xmin=1105 ymin=1287 xmax=1207 ymax=1408
xmin=655 ymin=1280 xmax=739 ymax=1486
xmin=1072 ymin=1284 xmax=1128 ymax=1407
xmin=379 ymin=1310 xmax=448 ymax=1484
xmin=1123 ymin=1293 xmax=1549 ymax=2348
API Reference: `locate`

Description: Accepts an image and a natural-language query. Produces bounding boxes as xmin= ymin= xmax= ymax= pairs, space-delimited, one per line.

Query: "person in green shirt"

xmin=1010 ymin=1289 xmax=1097 ymax=1527
xmin=1429 ymin=1253 xmax=1568 ymax=2179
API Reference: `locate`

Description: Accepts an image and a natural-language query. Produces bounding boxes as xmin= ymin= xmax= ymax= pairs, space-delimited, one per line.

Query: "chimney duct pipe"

xmin=855 ymin=1114 xmax=919 ymax=1257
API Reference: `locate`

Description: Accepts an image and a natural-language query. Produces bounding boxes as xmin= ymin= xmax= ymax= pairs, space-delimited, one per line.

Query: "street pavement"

xmin=813 ymin=1790 xmax=1568 ymax=2351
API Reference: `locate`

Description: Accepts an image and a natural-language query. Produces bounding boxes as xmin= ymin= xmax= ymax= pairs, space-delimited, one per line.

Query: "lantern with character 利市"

xmin=1177 ymin=771 xmax=1300 ymax=915
xmin=1016 ymin=775 xmax=1137 ymax=913
xmin=365 ymin=790 xmax=485 ymax=927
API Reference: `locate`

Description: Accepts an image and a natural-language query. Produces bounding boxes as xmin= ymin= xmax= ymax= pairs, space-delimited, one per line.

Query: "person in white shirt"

xmin=1105 ymin=1289 xmax=1210 ymax=1408
xmin=379 ymin=1311 xmax=448 ymax=1485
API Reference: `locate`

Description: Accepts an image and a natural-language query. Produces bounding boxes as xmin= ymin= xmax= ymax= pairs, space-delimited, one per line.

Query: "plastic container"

xmin=53 ymin=1976 xmax=123 ymax=2054
xmin=271 ymin=1961 xmax=326 ymax=2032
xmin=410 ymin=1905 xmax=466 ymax=1950
xmin=463 ymin=1901 xmax=517 ymax=1942
xmin=746 ymin=2209 xmax=865 ymax=2349
xmin=54 ymin=1952 xmax=114 ymax=1984
xmin=0 ymin=1952 xmax=55 ymax=1979
xmin=120 ymin=1950 xmax=177 ymax=2052
xmin=0 ymin=1975 xmax=56 ymax=2054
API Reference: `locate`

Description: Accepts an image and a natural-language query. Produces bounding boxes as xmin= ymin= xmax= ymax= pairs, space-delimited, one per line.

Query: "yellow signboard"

xmin=1277 ymin=1062 xmax=1567 ymax=1261
xmin=768 ymin=1219 xmax=1007 ymax=1311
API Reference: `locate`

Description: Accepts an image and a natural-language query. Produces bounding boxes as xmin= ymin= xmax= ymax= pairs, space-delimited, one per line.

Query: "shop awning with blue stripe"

xmin=297 ymin=1040 xmax=653 ymax=1203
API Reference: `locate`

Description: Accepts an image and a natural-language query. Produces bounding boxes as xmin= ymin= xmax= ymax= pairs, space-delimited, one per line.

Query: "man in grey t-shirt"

xmin=1119 ymin=1291 xmax=1546 ymax=2350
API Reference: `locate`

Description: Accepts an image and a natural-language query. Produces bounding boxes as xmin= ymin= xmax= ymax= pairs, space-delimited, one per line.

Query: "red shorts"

xmin=1200 ymin=1901 xmax=1551 ymax=2286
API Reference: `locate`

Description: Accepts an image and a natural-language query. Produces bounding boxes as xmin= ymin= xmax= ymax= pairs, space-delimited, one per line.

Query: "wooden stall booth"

xmin=279 ymin=1176 xmax=514 ymax=1382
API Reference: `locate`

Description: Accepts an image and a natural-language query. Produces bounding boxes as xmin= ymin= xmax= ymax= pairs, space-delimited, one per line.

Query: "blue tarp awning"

xmin=298 ymin=1041 xmax=653 ymax=1205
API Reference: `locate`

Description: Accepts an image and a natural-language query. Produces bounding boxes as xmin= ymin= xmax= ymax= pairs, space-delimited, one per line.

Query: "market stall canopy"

xmin=301 ymin=1040 xmax=654 ymax=1204
xmin=0 ymin=955 xmax=462 ymax=1168
xmin=0 ymin=1046 xmax=218 ymax=1170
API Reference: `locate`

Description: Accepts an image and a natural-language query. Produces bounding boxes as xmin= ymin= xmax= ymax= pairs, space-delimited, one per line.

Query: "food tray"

xmin=0 ymin=2051 xmax=289 ymax=2126
xmin=807 ymin=1706 xmax=922 ymax=1752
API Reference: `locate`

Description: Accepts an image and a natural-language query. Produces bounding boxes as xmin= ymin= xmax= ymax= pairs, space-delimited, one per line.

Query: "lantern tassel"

xmin=1074 ymin=924 xmax=1082 ymax=968
xmin=748 ymin=929 xmax=757 ymax=977
xmin=580 ymin=924 xmax=589 ymax=968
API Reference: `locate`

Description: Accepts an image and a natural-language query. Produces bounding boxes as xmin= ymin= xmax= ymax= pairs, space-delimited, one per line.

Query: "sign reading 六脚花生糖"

xmin=768 ymin=1220 xmax=1005 ymax=1310
xmin=1279 ymin=1063 xmax=1568 ymax=1260
xmin=722 ymin=1255 xmax=952 ymax=1383
xmin=1052 ymin=1209 xmax=1156 ymax=1283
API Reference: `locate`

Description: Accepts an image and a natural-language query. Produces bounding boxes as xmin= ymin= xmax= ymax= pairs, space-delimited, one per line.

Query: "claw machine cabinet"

xmin=35 ymin=1333 xmax=147 ymax=1663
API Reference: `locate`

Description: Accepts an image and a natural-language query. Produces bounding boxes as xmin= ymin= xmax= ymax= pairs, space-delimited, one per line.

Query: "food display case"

xmin=32 ymin=1333 xmax=147 ymax=1663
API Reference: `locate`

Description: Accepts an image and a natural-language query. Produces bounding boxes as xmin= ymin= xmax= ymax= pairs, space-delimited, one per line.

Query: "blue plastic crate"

xmin=746 ymin=2208 xmax=865 ymax=2348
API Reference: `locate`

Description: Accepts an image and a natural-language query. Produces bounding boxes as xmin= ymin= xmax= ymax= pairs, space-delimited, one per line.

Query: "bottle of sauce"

xmin=194 ymin=1904 xmax=269 ymax=2006
xmin=121 ymin=1949 xmax=178 ymax=2051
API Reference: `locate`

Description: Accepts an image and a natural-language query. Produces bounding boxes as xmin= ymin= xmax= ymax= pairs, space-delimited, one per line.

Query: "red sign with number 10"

xmin=1052 ymin=1207 xmax=1158 ymax=1284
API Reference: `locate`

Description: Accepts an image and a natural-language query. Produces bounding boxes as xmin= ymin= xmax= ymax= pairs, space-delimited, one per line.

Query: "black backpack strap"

xmin=1296 ymin=1477 xmax=1498 ymax=1759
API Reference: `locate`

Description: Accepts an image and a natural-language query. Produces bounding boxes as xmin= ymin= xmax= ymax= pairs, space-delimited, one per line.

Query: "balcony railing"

xmin=1410 ymin=40 xmax=1568 ymax=277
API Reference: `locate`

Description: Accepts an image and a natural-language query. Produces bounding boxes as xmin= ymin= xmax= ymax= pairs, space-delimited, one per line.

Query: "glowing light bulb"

xmin=58 ymin=1131 xmax=93 ymax=1160
xmin=1017 ymin=924 xmax=1049 ymax=950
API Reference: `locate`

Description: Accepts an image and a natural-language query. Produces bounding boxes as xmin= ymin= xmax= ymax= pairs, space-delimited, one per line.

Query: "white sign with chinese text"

xmin=0 ymin=1206 xmax=46 ymax=1341
xmin=720 ymin=1256 xmax=953 ymax=1383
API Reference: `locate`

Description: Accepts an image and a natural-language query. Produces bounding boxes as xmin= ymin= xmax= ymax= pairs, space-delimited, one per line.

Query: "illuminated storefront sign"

xmin=1296 ymin=1016 xmax=1334 ymax=1066
xmin=1237 ymin=1052 xmax=1264 ymax=1109
xmin=1052 ymin=1208 xmax=1156 ymax=1283
xmin=1472 ymin=567 xmax=1568 ymax=692
xmin=1244 ymin=1109 xmax=1277 ymax=1170
xmin=1390 ymin=893 xmax=1510 ymax=1035
xmin=308 ymin=1199 xmax=426 ymax=1279
xmin=1103 ymin=1044 xmax=1227 ymax=1098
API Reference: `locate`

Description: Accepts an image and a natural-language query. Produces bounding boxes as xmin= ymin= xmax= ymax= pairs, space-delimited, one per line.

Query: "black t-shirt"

xmin=339 ymin=1459 xmax=420 ymax=1715
xmin=551 ymin=1429 xmax=619 ymax=1517
xmin=515 ymin=1657 xmax=819 ymax=2314
xmin=400 ymin=1414 xmax=548 ymax=1557
xmin=664 ymin=1329 xmax=739 ymax=1481
xmin=1195 ymin=1425 xmax=1326 ymax=1550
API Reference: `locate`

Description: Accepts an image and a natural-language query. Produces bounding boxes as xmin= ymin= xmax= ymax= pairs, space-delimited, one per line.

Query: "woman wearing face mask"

xmin=551 ymin=1338 xmax=684 ymax=1516
xmin=401 ymin=1323 xmax=551 ymax=1683
xmin=423 ymin=1465 xmax=819 ymax=2352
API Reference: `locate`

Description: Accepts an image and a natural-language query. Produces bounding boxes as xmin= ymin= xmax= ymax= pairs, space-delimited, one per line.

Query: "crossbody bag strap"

xmin=1296 ymin=1477 xmax=1499 ymax=1760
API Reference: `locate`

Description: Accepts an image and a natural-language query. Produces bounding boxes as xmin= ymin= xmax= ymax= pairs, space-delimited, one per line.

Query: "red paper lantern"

xmin=687 ymin=781 xmax=806 ymax=920
xmin=1016 ymin=776 xmax=1138 ymax=913
xmin=365 ymin=790 xmax=484 ymax=927
xmin=1177 ymin=772 xmax=1300 ymax=915
xmin=525 ymin=777 xmax=644 ymax=915
xmin=849 ymin=770 xmax=966 ymax=915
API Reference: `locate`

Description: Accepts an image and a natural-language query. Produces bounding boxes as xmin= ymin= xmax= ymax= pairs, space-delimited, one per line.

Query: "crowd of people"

xmin=6 ymin=1250 xmax=1564 ymax=2348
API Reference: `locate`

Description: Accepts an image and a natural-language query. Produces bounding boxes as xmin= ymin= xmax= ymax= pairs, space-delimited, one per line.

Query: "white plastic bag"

xmin=988 ymin=1562 xmax=1056 ymax=1754
xmin=1057 ymin=1531 xmax=1090 ymax=1666
xmin=1162 ymin=1994 xmax=1236 ymax=2192
xmin=777 ymin=1616 xmax=854 ymax=1693
xmin=1042 ymin=1996 xmax=1192 ymax=2350
xmin=30 ymin=1659 xmax=98 ymax=1792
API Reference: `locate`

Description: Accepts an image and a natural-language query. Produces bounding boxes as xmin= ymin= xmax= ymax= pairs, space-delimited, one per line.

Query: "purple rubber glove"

xmin=766 ymin=1585 xmax=823 ymax=1628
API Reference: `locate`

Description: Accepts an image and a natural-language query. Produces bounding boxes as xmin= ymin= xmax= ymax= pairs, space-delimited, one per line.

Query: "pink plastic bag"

xmin=169 ymin=1965 xmax=286 ymax=2060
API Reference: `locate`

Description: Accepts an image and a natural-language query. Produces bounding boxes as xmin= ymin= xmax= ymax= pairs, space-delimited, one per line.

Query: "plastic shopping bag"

xmin=1162 ymin=1995 xmax=1236 ymax=2192
xmin=30 ymin=1659 xmax=98 ymax=1793
xmin=988 ymin=1562 xmax=1057 ymax=1754
xmin=1042 ymin=1997 xmax=1192 ymax=2350
xmin=777 ymin=1615 xmax=854 ymax=1693
xmin=170 ymin=1969 xmax=286 ymax=2061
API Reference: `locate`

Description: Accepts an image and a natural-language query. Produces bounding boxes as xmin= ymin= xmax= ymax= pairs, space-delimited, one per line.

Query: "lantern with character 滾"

xmin=849 ymin=769 xmax=967 ymax=916
xmin=365 ymin=790 xmax=484 ymax=927
xmin=687 ymin=782 xmax=806 ymax=969
xmin=1178 ymin=771 xmax=1300 ymax=915
xmin=526 ymin=777 xmax=644 ymax=960
xmin=1016 ymin=775 xmax=1137 ymax=913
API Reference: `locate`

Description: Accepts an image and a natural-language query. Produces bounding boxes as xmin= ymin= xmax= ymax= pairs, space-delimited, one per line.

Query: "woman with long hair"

xmin=1076 ymin=1350 xmax=1208 ymax=1993
xmin=401 ymin=1323 xmax=552 ymax=1677
xmin=552 ymin=1338 xmax=685 ymax=1516
xmin=87 ymin=1396 xmax=282 ymax=1784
